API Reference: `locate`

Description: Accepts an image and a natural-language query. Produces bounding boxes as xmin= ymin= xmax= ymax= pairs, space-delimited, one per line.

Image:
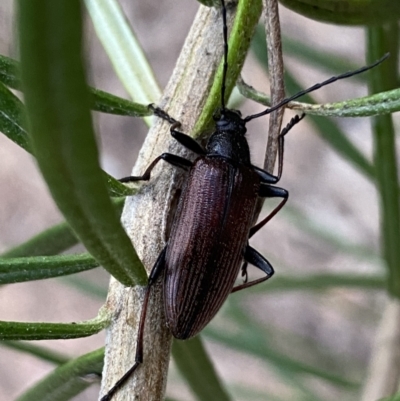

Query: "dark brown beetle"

xmin=101 ymin=0 xmax=388 ymax=398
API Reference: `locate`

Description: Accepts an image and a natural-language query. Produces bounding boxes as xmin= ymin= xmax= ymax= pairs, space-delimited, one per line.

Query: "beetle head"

xmin=213 ymin=108 xmax=247 ymax=135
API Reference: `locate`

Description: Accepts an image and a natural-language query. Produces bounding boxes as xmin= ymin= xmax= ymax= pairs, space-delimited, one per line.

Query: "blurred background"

xmin=0 ymin=0 xmax=398 ymax=400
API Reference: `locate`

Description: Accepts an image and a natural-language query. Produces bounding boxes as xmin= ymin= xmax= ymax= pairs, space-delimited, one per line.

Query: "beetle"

xmin=101 ymin=0 xmax=388 ymax=399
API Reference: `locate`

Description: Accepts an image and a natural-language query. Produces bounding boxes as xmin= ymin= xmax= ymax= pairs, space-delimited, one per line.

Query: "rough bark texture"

xmin=263 ymin=0 xmax=285 ymax=173
xmin=100 ymin=4 xmax=235 ymax=401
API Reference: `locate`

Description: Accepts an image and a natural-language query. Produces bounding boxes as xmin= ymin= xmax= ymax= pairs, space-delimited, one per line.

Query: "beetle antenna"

xmin=220 ymin=0 xmax=228 ymax=111
xmin=244 ymin=52 xmax=389 ymax=123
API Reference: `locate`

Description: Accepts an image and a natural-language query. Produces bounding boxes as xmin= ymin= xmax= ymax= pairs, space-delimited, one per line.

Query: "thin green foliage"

xmin=0 ymin=54 xmax=151 ymax=117
xmin=16 ymin=348 xmax=104 ymax=401
xmin=172 ymin=337 xmax=231 ymax=401
xmin=0 ymin=309 xmax=110 ymax=340
xmin=1 ymin=341 xmax=70 ymax=365
xmin=19 ymin=0 xmax=146 ymax=286
xmin=0 ymin=253 xmax=99 ymax=284
xmin=367 ymin=25 xmax=400 ymax=297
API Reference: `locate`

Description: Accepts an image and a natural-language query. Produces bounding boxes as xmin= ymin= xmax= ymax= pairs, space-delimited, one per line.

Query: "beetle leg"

xmin=170 ymin=129 xmax=206 ymax=155
xmin=119 ymin=153 xmax=193 ymax=183
xmin=258 ymin=184 xmax=288 ymax=199
xmin=240 ymin=261 xmax=249 ymax=283
xmin=249 ymin=186 xmax=288 ymax=238
xmin=101 ymin=247 xmax=167 ymax=401
xmin=274 ymin=113 xmax=305 ymax=183
xmin=149 ymin=104 xmax=206 ymax=154
xmin=232 ymin=246 xmax=274 ymax=293
xmin=149 ymin=103 xmax=179 ymax=125
xmin=253 ymin=113 xmax=305 ymax=185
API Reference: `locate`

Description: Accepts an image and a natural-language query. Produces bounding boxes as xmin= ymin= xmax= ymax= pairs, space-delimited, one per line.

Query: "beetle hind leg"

xmin=100 ymin=248 xmax=167 ymax=401
xmin=248 ymin=185 xmax=288 ymax=238
xmin=232 ymin=246 xmax=274 ymax=293
xmin=240 ymin=261 xmax=249 ymax=283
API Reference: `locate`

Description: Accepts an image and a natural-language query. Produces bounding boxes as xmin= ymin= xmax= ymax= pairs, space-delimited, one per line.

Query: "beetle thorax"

xmin=206 ymin=109 xmax=251 ymax=164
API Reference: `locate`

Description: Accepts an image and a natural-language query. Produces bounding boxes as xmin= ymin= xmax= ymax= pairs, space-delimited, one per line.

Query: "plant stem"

xmin=361 ymin=23 xmax=400 ymax=401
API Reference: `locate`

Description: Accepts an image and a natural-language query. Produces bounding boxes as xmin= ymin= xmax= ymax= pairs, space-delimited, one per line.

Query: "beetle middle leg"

xmin=101 ymin=247 xmax=167 ymax=401
xmin=119 ymin=153 xmax=193 ymax=183
xmin=232 ymin=116 xmax=305 ymax=292
xmin=246 ymin=114 xmax=305 ymax=236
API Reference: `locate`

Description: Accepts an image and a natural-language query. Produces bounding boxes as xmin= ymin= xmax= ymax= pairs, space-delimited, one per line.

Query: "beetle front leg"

xmin=149 ymin=103 xmax=179 ymax=125
xmin=119 ymin=153 xmax=193 ymax=183
xmin=253 ymin=113 xmax=305 ymax=185
xmin=101 ymin=247 xmax=167 ymax=401
xmin=170 ymin=127 xmax=206 ymax=155
xmin=150 ymin=104 xmax=206 ymax=155
xmin=232 ymin=246 xmax=274 ymax=293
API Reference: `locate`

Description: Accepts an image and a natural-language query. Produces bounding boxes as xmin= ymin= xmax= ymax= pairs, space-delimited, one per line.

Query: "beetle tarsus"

xmin=240 ymin=261 xmax=249 ymax=283
xmin=149 ymin=103 xmax=180 ymax=125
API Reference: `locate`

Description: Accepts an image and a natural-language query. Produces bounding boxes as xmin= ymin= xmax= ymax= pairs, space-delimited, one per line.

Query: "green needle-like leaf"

xmin=1 ymin=199 xmax=124 ymax=258
xmin=0 ymin=54 xmax=21 ymax=89
xmin=286 ymin=73 xmax=376 ymax=180
xmin=251 ymin=26 xmax=376 ymax=179
xmin=205 ymin=304 xmax=357 ymax=389
xmin=1 ymin=221 xmax=78 ymax=258
xmin=18 ymin=0 xmax=146 ymax=286
xmin=238 ymin=79 xmax=400 ymax=117
xmin=0 ymin=309 xmax=110 ymax=340
xmin=0 ymin=253 xmax=99 ymax=284
xmin=194 ymin=0 xmax=262 ymax=136
xmin=103 ymin=173 xmax=138 ymax=197
xmin=278 ymin=0 xmax=400 ymax=25
xmin=61 ymin=275 xmax=108 ymax=299
xmin=16 ymin=348 xmax=104 ymax=401
xmin=0 ymin=56 xmax=138 ymax=199
xmin=260 ymin=273 xmax=385 ymax=292
xmin=0 ymin=54 xmax=151 ymax=117
xmin=0 ymin=81 xmax=31 ymax=151
xmin=91 ymin=87 xmax=151 ymax=116
xmin=1 ymin=341 xmax=70 ymax=365
xmin=0 ymin=87 xmax=138 ymax=200
xmin=84 ymin=0 xmax=161 ymax=126
xmin=281 ymin=32 xmax=360 ymax=76
xmin=172 ymin=337 xmax=231 ymax=401
xmin=368 ymin=26 xmax=400 ymax=297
